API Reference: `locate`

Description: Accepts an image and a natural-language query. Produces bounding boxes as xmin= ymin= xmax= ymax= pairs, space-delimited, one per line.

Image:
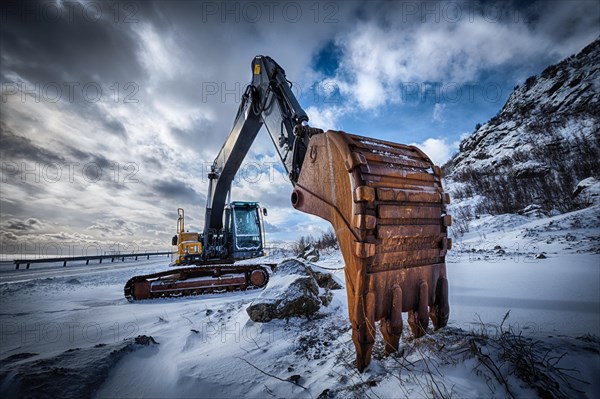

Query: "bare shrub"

xmin=315 ymin=229 xmax=338 ymax=251
xmin=292 ymin=235 xmax=313 ymax=257
xmin=465 ymin=312 xmax=588 ymax=399
xmin=451 ymin=206 xmax=473 ymax=238
xmin=449 ymin=116 xmax=600 ymax=214
xmin=292 ymin=229 xmax=339 ymax=257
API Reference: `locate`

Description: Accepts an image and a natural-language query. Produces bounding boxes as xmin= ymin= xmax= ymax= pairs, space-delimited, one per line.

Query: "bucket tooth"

xmin=415 ymin=281 xmax=430 ymax=337
xmin=294 ymin=130 xmax=451 ymax=371
xmin=430 ymin=277 xmax=449 ymax=329
xmin=381 ymin=285 xmax=403 ymax=355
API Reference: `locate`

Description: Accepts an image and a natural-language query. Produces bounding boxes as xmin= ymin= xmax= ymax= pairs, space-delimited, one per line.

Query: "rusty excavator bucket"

xmin=292 ymin=131 xmax=451 ymax=371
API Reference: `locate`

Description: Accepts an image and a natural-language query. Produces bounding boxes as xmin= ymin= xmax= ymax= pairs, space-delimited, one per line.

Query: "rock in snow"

xmin=310 ymin=269 xmax=343 ymax=291
xmin=246 ymin=259 xmax=322 ymax=322
xmin=300 ymin=243 xmax=320 ymax=262
xmin=448 ymin=38 xmax=599 ymax=178
xmin=573 ymin=177 xmax=600 ymax=206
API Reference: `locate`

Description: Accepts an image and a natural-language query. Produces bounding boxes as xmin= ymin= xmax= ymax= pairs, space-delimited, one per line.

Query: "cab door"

xmin=231 ymin=205 xmax=263 ymax=257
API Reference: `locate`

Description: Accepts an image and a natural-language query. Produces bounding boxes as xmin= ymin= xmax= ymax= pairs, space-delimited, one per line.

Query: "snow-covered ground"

xmin=1 ymin=207 xmax=599 ymax=398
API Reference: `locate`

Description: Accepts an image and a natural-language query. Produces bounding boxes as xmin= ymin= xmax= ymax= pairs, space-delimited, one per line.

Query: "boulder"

xmin=573 ymin=177 xmax=600 ymax=206
xmin=309 ymin=270 xmax=343 ymax=291
xmin=247 ymin=259 xmax=321 ymax=322
xmin=275 ymin=258 xmax=310 ymax=275
xmin=300 ymin=243 xmax=320 ymax=262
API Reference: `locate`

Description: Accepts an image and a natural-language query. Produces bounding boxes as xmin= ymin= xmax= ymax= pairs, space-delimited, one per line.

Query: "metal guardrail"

xmin=13 ymin=251 xmax=175 ymax=270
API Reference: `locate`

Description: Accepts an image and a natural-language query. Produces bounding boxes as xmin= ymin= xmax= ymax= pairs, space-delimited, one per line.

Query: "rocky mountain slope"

xmin=445 ymin=38 xmax=600 ymax=214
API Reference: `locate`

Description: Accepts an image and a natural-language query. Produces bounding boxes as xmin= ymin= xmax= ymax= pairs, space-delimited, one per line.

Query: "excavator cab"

xmin=227 ymin=201 xmax=266 ymax=260
xmin=171 ymin=203 xmax=266 ymax=266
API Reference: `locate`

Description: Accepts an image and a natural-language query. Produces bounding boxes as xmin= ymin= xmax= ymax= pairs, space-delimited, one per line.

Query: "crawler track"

xmin=124 ymin=264 xmax=271 ymax=300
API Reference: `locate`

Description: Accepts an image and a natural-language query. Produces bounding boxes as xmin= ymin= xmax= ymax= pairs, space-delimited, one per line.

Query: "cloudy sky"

xmin=1 ymin=0 xmax=598 ymax=257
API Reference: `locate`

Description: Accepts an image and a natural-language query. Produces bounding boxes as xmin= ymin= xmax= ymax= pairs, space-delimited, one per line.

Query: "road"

xmin=0 ymin=258 xmax=169 ymax=284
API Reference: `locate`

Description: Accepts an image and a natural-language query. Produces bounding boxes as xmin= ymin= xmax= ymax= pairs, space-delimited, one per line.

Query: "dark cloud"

xmin=90 ymin=153 xmax=112 ymax=170
xmin=102 ymin=118 xmax=127 ymax=139
xmin=41 ymin=232 xmax=80 ymax=241
xmin=2 ymin=217 xmax=44 ymax=232
xmin=526 ymin=1 xmax=600 ymax=42
xmin=75 ymin=103 xmax=131 ymax=140
xmin=0 ymin=126 xmax=70 ymax=200
xmin=0 ymin=125 xmax=64 ymax=164
xmin=1 ymin=1 xmax=139 ymax=146
xmin=102 ymin=180 xmax=130 ymax=192
xmin=66 ymin=145 xmax=91 ymax=160
xmin=1 ymin=110 xmax=126 ymax=174
xmin=170 ymin=120 xmax=221 ymax=157
xmin=65 ymin=145 xmax=115 ymax=170
xmin=1 ymin=0 xmax=146 ymax=85
xmin=87 ymin=218 xmax=135 ymax=237
xmin=141 ymin=155 xmax=163 ymax=170
xmin=152 ymin=178 xmax=204 ymax=204
xmin=0 ymin=126 xmax=131 ymax=204
xmin=0 ymin=231 xmax=19 ymax=241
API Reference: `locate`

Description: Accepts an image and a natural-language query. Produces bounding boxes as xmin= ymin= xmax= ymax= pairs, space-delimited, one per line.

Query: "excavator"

xmin=124 ymin=56 xmax=451 ymax=371
xmin=123 ymin=203 xmax=271 ymax=300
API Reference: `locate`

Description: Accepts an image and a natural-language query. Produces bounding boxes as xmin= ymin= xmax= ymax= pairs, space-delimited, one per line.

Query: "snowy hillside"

xmin=1 ymin=205 xmax=599 ymax=399
xmin=445 ymin=38 xmax=600 ymax=214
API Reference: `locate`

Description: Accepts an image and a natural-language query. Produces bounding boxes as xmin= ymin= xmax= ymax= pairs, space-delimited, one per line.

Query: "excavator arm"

xmin=205 ymin=56 xmax=317 ymax=230
xmin=203 ymin=56 xmax=321 ymax=258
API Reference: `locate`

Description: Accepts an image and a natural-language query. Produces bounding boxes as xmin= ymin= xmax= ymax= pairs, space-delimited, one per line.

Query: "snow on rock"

xmin=517 ymin=203 xmax=549 ymax=218
xmin=573 ymin=177 xmax=600 ymax=206
xmin=309 ymin=269 xmax=343 ymax=291
xmin=451 ymin=203 xmax=600 ymax=255
xmin=511 ymin=160 xmax=550 ymax=179
xmin=300 ymin=243 xmax=320 ymax=262
xmin=444 ymin=38 xmax=600 ymax=214
xmin=0 ymin=335 xmax=158 ymax=399
xmin=448 ymin=38 xmax=599 ymax=177
xmin=246 ymin=259 xmax=321 ymax=322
